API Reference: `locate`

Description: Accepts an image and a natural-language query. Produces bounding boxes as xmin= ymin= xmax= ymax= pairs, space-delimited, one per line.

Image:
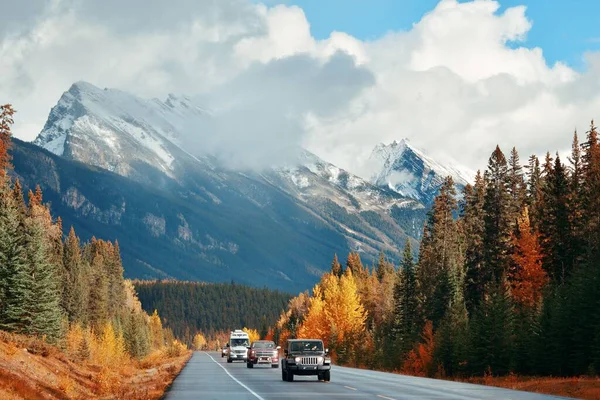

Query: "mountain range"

xmin=11 ymin=81 xmax=473 ymax=292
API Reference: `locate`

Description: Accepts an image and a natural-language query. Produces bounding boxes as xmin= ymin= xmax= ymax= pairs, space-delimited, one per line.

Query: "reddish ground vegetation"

xmin=0 ymin=330 xmax=191 ymax=399
xmin=458 ymin=374 xmax=600 ymax=400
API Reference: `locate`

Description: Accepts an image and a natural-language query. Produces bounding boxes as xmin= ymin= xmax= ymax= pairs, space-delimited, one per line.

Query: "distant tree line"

xmin=134 ymin=280 xmax=292 ymax=345
xmin=273 ymin=121 xmax=600 ymax=378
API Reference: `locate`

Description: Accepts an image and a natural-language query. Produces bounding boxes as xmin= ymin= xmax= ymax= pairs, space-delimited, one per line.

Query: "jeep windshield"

xmin=231 ymin=338 xmax=249 ymax=347
xmin=290 ymin=340 xmax=323 ymax=353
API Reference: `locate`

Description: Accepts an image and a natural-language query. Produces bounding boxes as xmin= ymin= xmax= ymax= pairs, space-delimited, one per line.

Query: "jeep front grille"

xmin=300 ymin=357 xmax=318 ymax=365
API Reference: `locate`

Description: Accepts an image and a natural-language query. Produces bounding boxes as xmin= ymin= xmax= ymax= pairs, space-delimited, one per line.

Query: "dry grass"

xmin=0 ymin=330 xmax=192 ymax=399
xmin=457 ymin=374 xmax=600 ymax=400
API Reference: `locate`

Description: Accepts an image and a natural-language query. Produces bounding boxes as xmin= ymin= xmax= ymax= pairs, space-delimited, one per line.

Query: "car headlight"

xmin=295 ymin=356 xmax=301 ymax=363
xmin=317 ymin=356 xmax=323 ymax=363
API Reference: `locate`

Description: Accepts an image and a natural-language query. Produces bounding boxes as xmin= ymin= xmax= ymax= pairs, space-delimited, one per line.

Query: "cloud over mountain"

xmin=2 ymin=0 xmax=600 ymax=176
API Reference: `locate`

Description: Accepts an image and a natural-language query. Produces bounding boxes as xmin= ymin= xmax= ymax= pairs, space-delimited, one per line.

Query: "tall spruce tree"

xmin=581 ymin=121 xmax=600 ymax=261
xmin=540 ymin=154 xmax=571 ymax=282
xmin=24 ymin=211 xmax=63 ymax=341
xmin=508 ymin=147 xmax=527 ymax=223
xmin=462 ymin=171 xmax=486 ymax=313
xmin=392 ymin=241 xmax=418 ymax=360
xmin=0 ymin=177 xmax=31 ymax=333
xmin=525 ymin=154 xmax=543 ymax=230
xmin=417 ymin=176 xmax=458 ymax=326
xmin=568 ymin=131 xmax=586 ymax=269
xmin=483 ymin=146 xmax=511 ymax=285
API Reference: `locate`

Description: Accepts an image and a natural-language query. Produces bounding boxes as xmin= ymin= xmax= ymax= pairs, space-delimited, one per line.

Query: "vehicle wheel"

xmin=281 ymin=369 xmax=287 ymax=381
xmin=287 ymin=371 xmax=294 ymax=382
xmin=317 ymin=372 xmax=323 ymax=381
xmin=271 ymin=363 xmax=278 ymax=368
xmin=323 ymin=370 xmax=330 ymax=382
xmin=247 ymin=362 xmax=253 ymax=368
xmin=227 ymin=358 xmax=232 ymax=363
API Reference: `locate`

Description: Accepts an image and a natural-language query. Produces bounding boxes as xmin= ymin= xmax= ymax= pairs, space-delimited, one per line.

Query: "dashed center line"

xmin=377 ymin=395 xmax=396 ymax=400
xmin=344 ymin=385 xmax=357 ymax=390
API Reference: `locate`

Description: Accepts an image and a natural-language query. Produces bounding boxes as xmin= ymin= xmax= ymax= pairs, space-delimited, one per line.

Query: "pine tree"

xmin=0 ymin=177 xmax=31 ymax=333
xmin=392 ymin=241 xmax=418 ymax=360
xmin=417 ymin=176 xmax=458 ymax=326
xmin=331 ymin=254 xmax=342 ymax=277
xmin=483 ymin=146 xmax=512 ymax=285
xmin=376 ymin=251 xmax=394 ymax=281
xmin=525 ymin=154 xmax=543 ymax=230
xmin=462 ymin=171 xmax=486 ymax=313
xmin=540 ymin=154 xmax=571 ymax=281
xmin=468 ymin=281 xmax=514 ymax=376
xmin=63 ymin=227 xmax=89 ymax=323
xmin=581 ymin=120 xmax=600 ymax=261
xmin=24 ymin=212 xmax=63 ymax=342
xmin=87 ymin=248 xmax=109 ymax=330
xmin=567 ymin=131 xmax=585 ymax=269
xmin=508 ymin=147 xmax=527 ymax=223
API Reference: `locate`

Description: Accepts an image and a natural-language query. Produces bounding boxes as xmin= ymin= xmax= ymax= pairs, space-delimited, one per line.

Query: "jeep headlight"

xmin=317 ymin=356 xmax=323 ymax=363
xmin=295 ymin=356 xmax=301 ymax=363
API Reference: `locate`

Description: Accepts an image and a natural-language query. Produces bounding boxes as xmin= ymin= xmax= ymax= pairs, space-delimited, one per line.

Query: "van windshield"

xmin=231 ymin=338 xmax=249 ymax=347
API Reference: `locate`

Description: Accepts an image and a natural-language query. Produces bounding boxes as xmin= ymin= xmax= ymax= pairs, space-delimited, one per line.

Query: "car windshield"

xmin=253 ymin=341 xmax=275 ymax=349
xmin=290 ymin=340 xmax=323 ymax=352
xmin=231 ymin=338 xmax=249 ymax=347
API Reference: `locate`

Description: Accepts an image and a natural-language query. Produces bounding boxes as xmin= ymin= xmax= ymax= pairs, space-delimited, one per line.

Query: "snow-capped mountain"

xmin=34 ymin=81 xmax=210 ymax=182
xmin=368 ymin=139 xmax=474 ymax=205
xmin=27 ymin=82 xmax=456 ymax=291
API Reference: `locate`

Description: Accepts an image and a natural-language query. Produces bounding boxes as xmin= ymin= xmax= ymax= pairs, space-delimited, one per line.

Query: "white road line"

xmin=344 ymin=386 xmax=357 ymax=390
xmin=377 ymin=395 xmax=396 ymax=400
xmin=204 ymin=352 xmax=265 ymax=400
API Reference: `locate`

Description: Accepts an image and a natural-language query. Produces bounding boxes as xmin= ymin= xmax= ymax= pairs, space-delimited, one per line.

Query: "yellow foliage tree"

xmin=149 ymin=310 xmax=164 ymax=350
xmin=193 ymin=332 xmax=207 ymax=350
xmin=95 ymin=322 xmax=128 ymax=366
xmin=320 ymin=270 xmax=367 ymax=364
xmin=297 ymin=285 xmax=329 ymax=344
xmin=243 ymin=327 xmax=260 ymax=343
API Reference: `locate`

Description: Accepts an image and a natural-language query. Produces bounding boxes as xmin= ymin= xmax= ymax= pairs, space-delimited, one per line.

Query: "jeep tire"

xmin=323 ymin=370 xmax=330 ymax=382
xmin=247 ymin=362 xmax=253 ymax=368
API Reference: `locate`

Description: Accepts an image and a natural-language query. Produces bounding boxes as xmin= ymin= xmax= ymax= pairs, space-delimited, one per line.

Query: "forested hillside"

xmin=134 ymin=280 xmax=291 ymax=342
xmin=0 ymin=104 xmax=190 ymax=398
xmin=272 ymin=121 xmax=600 ymax=379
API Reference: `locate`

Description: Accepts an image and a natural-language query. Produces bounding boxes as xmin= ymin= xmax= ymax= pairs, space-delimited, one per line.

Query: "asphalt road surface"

xmin=163 ymin=352 xmax=572 ymax=400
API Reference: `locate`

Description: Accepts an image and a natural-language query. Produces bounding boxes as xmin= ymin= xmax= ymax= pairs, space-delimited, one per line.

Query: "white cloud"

xmin=1 ymin=0 xmax=600 ymax=177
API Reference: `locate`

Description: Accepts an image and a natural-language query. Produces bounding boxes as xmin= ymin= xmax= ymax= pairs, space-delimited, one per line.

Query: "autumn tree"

xmin=401 ymin=320 xmax=435 ymax=377
xmin=509 ymin=208 xmax=548 ymax=308
xmin=0 ymin=104 xmax=15 ymax=175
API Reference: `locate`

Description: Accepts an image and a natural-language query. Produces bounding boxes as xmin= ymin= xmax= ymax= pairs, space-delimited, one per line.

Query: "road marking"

xmin=204 ymin=352 xmax=265 ymax=400
xmin=344 ymin=386 xmax=357 ymax=390
xmin=377 ymin=395 xmax=396 ymax=400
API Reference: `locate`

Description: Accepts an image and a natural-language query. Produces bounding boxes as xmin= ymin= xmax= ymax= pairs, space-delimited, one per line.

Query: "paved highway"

xmin=164 ymin=352 xmax=571 ymax=400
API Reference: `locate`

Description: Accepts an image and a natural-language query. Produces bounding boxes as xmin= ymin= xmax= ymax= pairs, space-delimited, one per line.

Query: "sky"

xmin=1 ymin=0 xmax=600 ymax=177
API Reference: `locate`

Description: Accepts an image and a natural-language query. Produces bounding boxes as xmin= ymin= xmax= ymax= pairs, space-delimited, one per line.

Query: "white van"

xmin=226 ymin=329 xmax=250 ymax=363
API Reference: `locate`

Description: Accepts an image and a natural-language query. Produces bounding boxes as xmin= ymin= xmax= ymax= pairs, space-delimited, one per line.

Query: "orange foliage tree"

xmin=509 ymin=208 xmax=548 ymax=308
xmin=0 ymin=104 xmax=15 ymax=175
xmin=297 ymin=285 xmax=329 ymax=343
xmin=401 ymin=320 xmax=435 ymax=377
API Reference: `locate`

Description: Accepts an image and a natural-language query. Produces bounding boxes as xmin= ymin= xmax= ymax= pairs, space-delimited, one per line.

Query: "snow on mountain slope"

xmin=368 ymin=139 xmax=475 ymax=205
xmin=274 ymin=149 xmax=420 ymax=213
xmin=34 ymin=81 xmax=209 ymax=179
